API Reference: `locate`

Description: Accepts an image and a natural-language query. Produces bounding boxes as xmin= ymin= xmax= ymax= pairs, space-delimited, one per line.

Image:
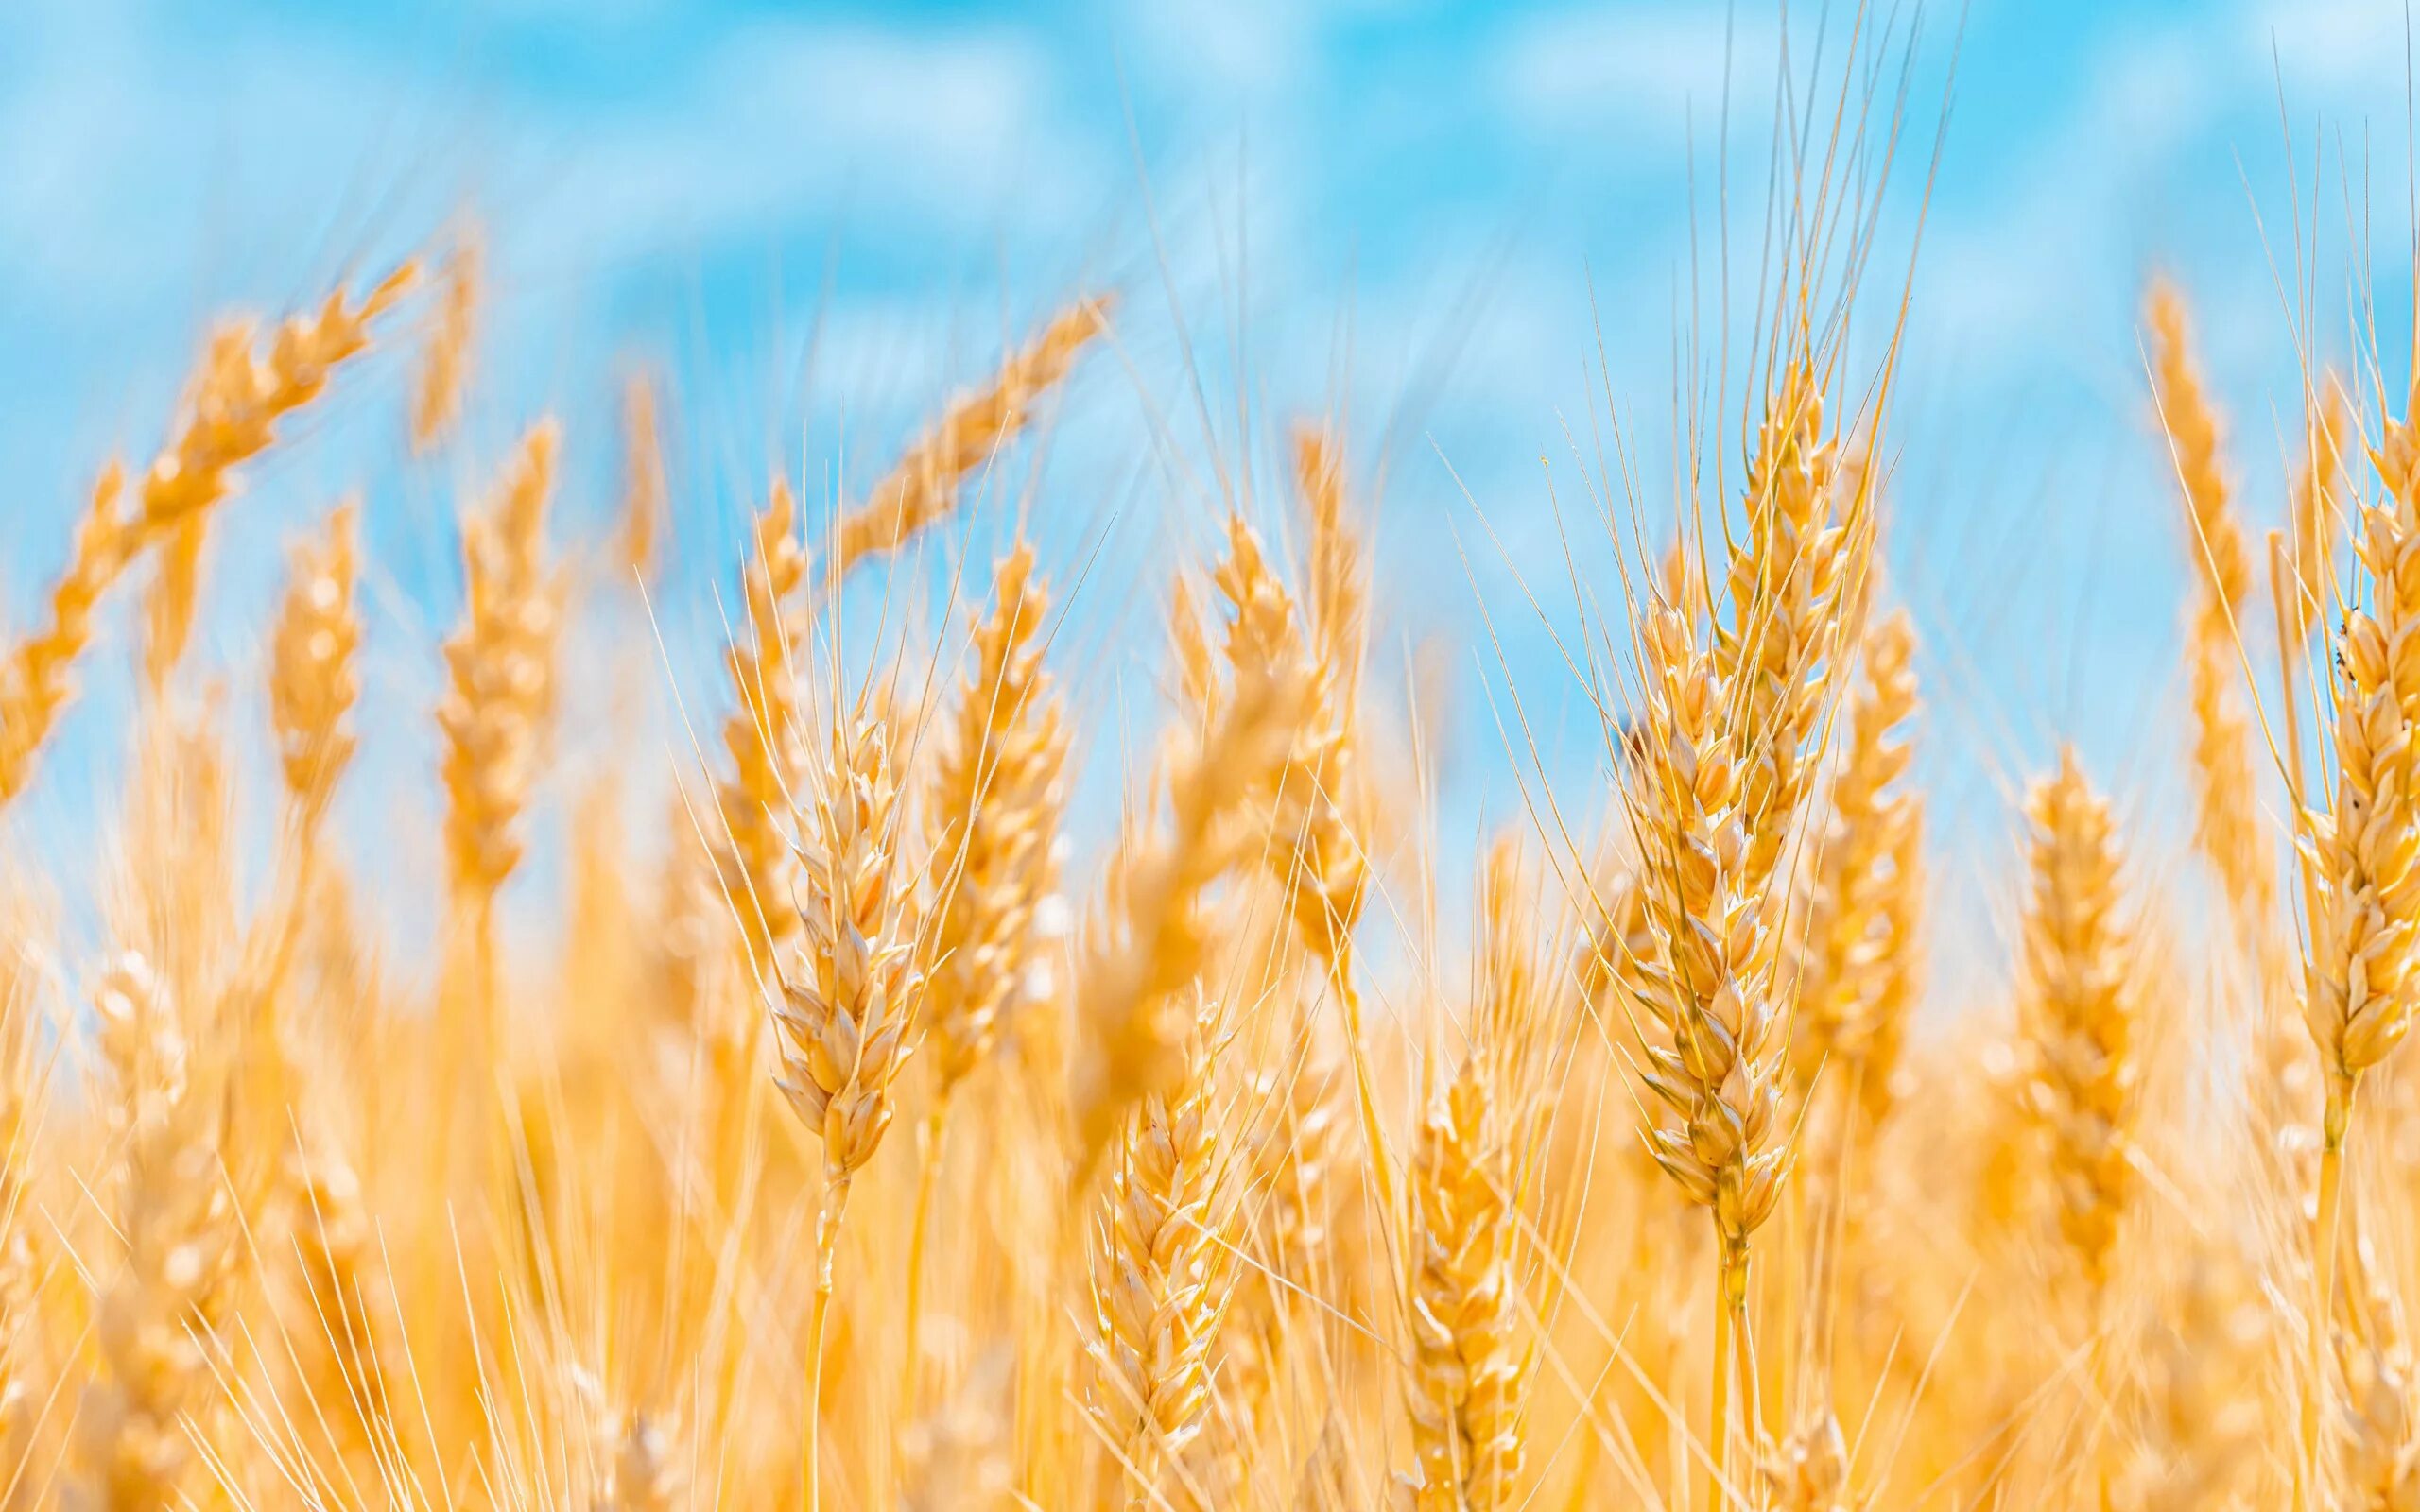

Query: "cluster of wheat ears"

xmin=11 ymin=45 xmax=2420 ymax=1512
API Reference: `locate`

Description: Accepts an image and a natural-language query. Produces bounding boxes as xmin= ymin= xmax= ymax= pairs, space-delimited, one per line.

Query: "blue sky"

xmin=3 ymin=0 xmax=2414 ymax=977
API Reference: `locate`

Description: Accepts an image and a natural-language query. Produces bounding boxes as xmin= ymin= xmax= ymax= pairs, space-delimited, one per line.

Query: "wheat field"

xmin=3 ymin=9 xmax=2416 ymax=1512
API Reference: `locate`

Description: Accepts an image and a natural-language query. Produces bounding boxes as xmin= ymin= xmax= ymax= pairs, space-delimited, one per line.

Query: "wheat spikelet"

xmin=2018 ymin=747 xmax=2136 ymax=1294
xmin=925 ymin=542 xmax=1068 ymax=1093
xmin=830 ymin=296 xmax=1112 ymax=576
xmin=2297 ymin=385 xmax=2420 ymax=1480
xmin=140 ymin=514 xmax=207 ymax=696
xmin=717 ymin=479 xmax=812 ymax=967
xmin=0 ymin=465 xmax=131 ymax=806
xmin=268 ymin=499 xmax=362 ymax=830
xmin=438 ymin=421 xmax=564 ymax=901
xmin=1276 ymin=441 xmax=1374 ymax=970
xmin=1796 ymin=610 xmax=1922 ymax=1113
xmin=411 ymin=225 xmax=479 ymax=454
xmin=69 ymin=954 xmax=233 ymax=1512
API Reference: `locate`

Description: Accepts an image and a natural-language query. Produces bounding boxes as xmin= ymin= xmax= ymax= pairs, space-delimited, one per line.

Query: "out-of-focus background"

xmin=0 ymin=0 xmax=2408 ymax=976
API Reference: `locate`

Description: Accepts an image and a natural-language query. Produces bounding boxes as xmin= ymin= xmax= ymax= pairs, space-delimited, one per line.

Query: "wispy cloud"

xmin=1492 ymin=5 xmax=1783 ymax=149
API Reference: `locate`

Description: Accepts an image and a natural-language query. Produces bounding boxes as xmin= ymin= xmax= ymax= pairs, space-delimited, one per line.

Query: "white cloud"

xmin=1493 ymin=5 xmax=1783 ymax=146
xmin=2255 ymin=0 xmax=2412 ymax=93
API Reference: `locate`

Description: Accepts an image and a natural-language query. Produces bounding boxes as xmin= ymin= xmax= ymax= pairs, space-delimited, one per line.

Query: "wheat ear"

xmin=2300 ymin=386 xmax=2420 ymax=1486
xmin=269 ymin=499 xmax=363 ymax=834
xmin=1405 ymin=838 xmax=1541 ymax=1512
xmin=439 ymin=421 xmax=564 ymax=904
xmin=2018 ymin=747 xmax=2137 ymax=1297
xmin=1088 ymin=995 xmax=1234 ymax=1509
xmin=830 ymin=296 xmax=1112 ymax=577
xmin=410 ymin=223 xmax=479 ymax=454
xmin=137 ymin=264 xmax=418 ymax=688
xmin=1796 ymin=610 xmax=1922 ymax=1123
xmin=70 ymin=955 xmax=234 ymax=1512
xmin=718 ymin=478 xmax=811 ymax=968
xmin=2147 ymin=280 xmax=2272 ymax=925
xmin=772 ymin=704 xmax=923 ymax=1511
